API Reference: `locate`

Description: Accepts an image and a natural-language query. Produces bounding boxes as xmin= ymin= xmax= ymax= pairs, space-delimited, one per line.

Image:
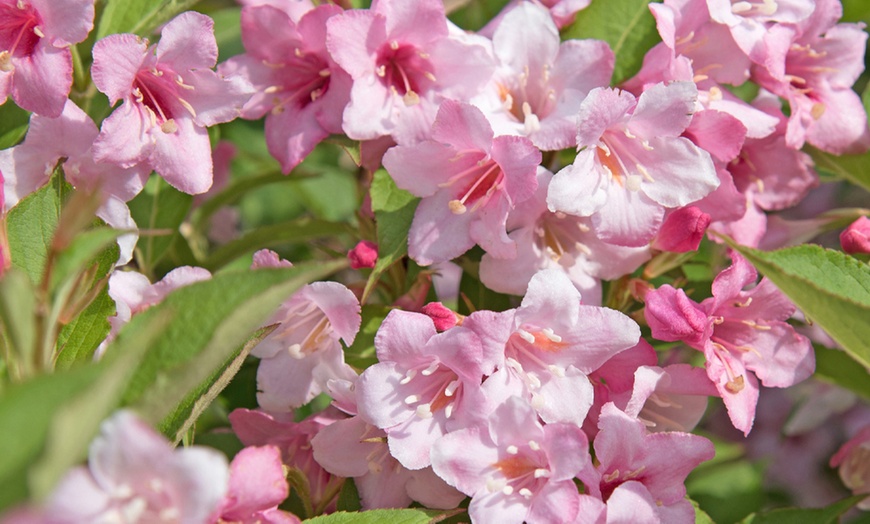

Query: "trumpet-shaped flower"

xmin=91 ymin=11 xmax=251 ymax=195
xmin=548 ymin=82 xmax=719 ymax=247
xmin=0 ymin=0 xmax=94 ymax=116
xmin=383 ymin=100 xmax=540 ymax=265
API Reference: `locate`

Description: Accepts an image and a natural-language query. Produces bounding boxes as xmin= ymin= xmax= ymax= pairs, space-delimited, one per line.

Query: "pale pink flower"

xmin=831 ymin=425 xmax=870 ymax=510
xmin=326 ymin=0 xmax=495 ymax=144
xmin=547 ymin=82 xmax=719 ymax=247
xmin=91 ymin=11 xmax=251 ymax=195
xmin=45 ymin=410 xmax=228 ymax=523
xmin=383 ymin=100 xmax=540 ymax=265
xmin=473 ymin=1 xmax=612 ymax=150
xmin=250 ymin=249 xmax=360 ymax=411
xmin=0 ymin=0 xmax=94 ymax=116
xmin=431 ymin=396 xmax=591 ymax=524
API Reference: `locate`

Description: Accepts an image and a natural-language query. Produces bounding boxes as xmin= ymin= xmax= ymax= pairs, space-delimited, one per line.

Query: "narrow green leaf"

xmin=813 ymin=345 xmax=870 ymax=401
xmin=740 ymin=495 xmax=866 ymax=524
xmin=304 ymin=508 xmax=451 ymax=524
xmin=49 ymin=227 xmax=123 ymax=291
xmin=0 ymin=269 xmax=37 ymax=377
xmin=127 ymin=177 xmax=193 ymax=276
xmin=562 ymin=0 xmax=662 ymax=85
xmin=204 ymin=218 xmax=350 ymax=271
xmin=808 ymin=147 xmax=870 ymax=193
xmin=27 ymin=311 xmax=169 ymax=502
xmin=363 ymin=170 xmax=419 ymax=301
xmin=0 ymin=103 xmax=30 ymax=149
xmin=118 ymin=261 xmax=347 ymax=438
xmin=723 ymin=242 xmax=870 ymax=369
xmin=55 ymin=289 xmax=115 ymax=369
xmin=336 ymin=479 xmax=362 ymax=513
xmin=6 ymin=171 xmax=70 ymax=284
xmin=97 ymin=0 xmax=202 ymax=39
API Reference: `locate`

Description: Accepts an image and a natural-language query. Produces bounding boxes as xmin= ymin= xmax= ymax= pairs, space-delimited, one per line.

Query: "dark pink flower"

xmin=348 ymin=240 xmax=378 ymax=269
xmin=0 ymin=0 xmax=94 ymax=116
xmin=841 ymin=216 xmax=870 ymax=254
xmin=652 ymin=206 xmax=711 ymax=253
xmin=91 ymin=12 xmax=251 ymax=195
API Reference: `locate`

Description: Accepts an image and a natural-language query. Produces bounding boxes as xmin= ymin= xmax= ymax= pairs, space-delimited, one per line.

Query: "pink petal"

xmin=156 ymin=11 xmax=218 ymax=71
xmin=150 ymin=116 xmax=213 ymax=194
xmin=222 ymin=445 xmax=289 ymax=519
xmin=10 ymin=44 xmax=71 ymax=117
xmin=91 ymin=33 xmax=147 ymax=105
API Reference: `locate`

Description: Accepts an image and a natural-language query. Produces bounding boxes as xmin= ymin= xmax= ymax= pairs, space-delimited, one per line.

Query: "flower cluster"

xmin=0 ymin=0 xmax=868 ymax=523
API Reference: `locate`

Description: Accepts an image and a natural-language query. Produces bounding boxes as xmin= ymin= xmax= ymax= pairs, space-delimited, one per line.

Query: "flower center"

xmin=400 ymin=361 xmax=462 ymax=419
xmin=376 ymin=41 xmax=436 ymax=106
xmin=486 ymin=441 xmax=550 ymax=499
xmin=132 ymin=65 xmax=197 ymax=134
xmin=266 ymin=48 xmax=332 ymax=114
xmin=0 ymin=0 xmax=42 ymax=72
xmin=437 ymin=153 xmax=505 ymax=215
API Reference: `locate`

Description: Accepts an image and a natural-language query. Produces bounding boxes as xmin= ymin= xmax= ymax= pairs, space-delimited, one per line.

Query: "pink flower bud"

xmin=653 ymin=206 xmax=711 ymax=253
xmin=348 ymin=240 xmax=378 ymax=269
xmin=840 ymin=216 xmax=870 ymax=254
xmin=420 ymin=302 xmax=459 ymax=331
xmin=830 ymin=426 xmax=870 ymax=509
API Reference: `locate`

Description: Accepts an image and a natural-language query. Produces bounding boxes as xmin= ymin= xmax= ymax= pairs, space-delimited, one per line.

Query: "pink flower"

xmin=348 ymin=240 xmax=378 ymax=269
xmin=219 ymin=4 xmax=351 ymax=173
xmin=420 ymin=302 xmax=459 ymax=331
xmin=431 ymin=396 xmax=591 ymax=524
xmin=0 ymin=0 xmax=94 ymax=116
xmin=356 ymin=309 xmax=490 ymax=469
xmin=548 ymin=82 xmax=719 ymax=247
xmin=250 ymin=250 xmax=361 ymax=411
xmin=91 ymin=11 xmax=251 ymax=195
xmin=652 ymin=206 xmax=711 ymax=253
xmin=841 ymin=216 xmax=870 ymax=254
xmin=383 ymin=99 xmax=540 ymax=265
xmin=45 ymin=410 xmax=228 ymax=523
xmin=644 ymin=252 xmax=814 ymax=434
xmin=326 ymin=0 xmax=495 ymax=144
xmin=581 ymin=403 xmax=715 ymax=521
xmin=473 ymin=1 xmax=612 ymax=150
xmin=214 ymin=445 xmax=299 ymax=524
xmin=465 ymin=269 xmax=640 ymax=426
xmin=830 ymin=425 xmax=870 ymax=509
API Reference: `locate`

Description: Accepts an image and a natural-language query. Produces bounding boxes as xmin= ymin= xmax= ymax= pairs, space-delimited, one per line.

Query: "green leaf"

xmin=97 ymin=0 xmax=202 ymax=40
xmin=345 ymin=304 xmax=391 ymax=370
xmin=0 ymin=269 xmax=38 ymax=378
xmin=0 ymin=365 xmax=101 ymax=511
xmin=204 ymin=218 xmax=350 ymax=271
xmin=49 ymin=227 xmax=123 ymax=291
xmin=118 ymin=260 xmax=347 ymax=438
xmin=0 ymin=103 xmax=30 ymax=149
xmin=562 ymin=0 xmax=662 ymax=85
xmin=808 ymin=147 xmax=870 ymax=193
xmin=336 ymin=479 xmax=362 ymax=513
xmin=6 ymin=171 xmax=70 ymax=284
xmin=363 ymin=169 xmax=419 ymax=302
xmin=127 ymin=177 xmax=193 ymax=276
xmin=691 ymin=498 xmax=715 ymax=524
xmin=722 ymin=242 xmax=870 ymax=369
xmin=813 ymin=345 xmax=870 ymax=400
xmin=303 ymin=508 xmax=453 ymax=524
xmin=26 ymin=311 xmax=168 ymax=502
xmin=55 ymin=288 xmax=115 ymax=369
xmin=740 ymin=495 xmax=866 ymax=524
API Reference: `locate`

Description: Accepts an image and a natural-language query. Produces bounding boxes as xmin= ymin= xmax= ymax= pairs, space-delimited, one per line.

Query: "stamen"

xmin=32 ymin=26 xmax=44 ymax=38
xmin=160 ymin=119 xmax=178 ymax=134
xmin=421 ymin=361 xmax=440 ymax=376
xmin=517 ymin=329 xmax=535 ymax=344
xmin=528 ymin=440 xmax=540 ymax=451
xmin=448 ymin=200 xmax=467 ymax=214
xmin=444 ymin=380 xmax=460 ymax=397
xmin=519 ymin=488 xmax=533 ymax=498
xmin=533 ymin=468 xmax=550 ymax=478
xmin=506 ymin=445 xmax=519 ymax=455
xmin=416 ymin=404 xmax=433 ymax=419
xmin=541 ymin=328 xmax=561 ymax=342
xmin=502 ymin=485 xmax=514 ymax=495
xmin=404 ymin=394 xmax=420 ymax=405
xmin=548 ymin=365 xmax=566 ymax=378
xmin=400 ymin=369 xmax=417 ymax=385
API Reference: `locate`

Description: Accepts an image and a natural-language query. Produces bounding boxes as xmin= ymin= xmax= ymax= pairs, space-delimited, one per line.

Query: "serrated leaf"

xmin=55 ymin=288 xmax=115 ymax=369
xmin=6 ymin=172 xmax=70 ymax=284
xmin=813 ymin=345 xmax=870 ymax=401
xmin=204 ymin=218 xmax=350 ymax=271
xmin=808 ymin=147 xmax=870 ymax=193
xmin=304 ymin=508 xmax=451 ymax=524
xmin=127 ymin=177 xmax=193 ymax=276
xmin=562 ymin=0 xmax=662 ymax=85
xmin=363 ymin=170 xmax=419 ymax=301
xmin=118 ymin=260 xmax=347 ymax=438
xmin=740 ymin=495 xmax=866 ymax=524
xmin=96 ymin=0 xmax=202 ymax=39
xmin=723 ymin=242 xmax=870 ymax=369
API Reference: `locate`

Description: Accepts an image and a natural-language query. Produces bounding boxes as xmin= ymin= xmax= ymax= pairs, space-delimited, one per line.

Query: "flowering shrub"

xmin=1 ymin=0 xmax=870 ymax=523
